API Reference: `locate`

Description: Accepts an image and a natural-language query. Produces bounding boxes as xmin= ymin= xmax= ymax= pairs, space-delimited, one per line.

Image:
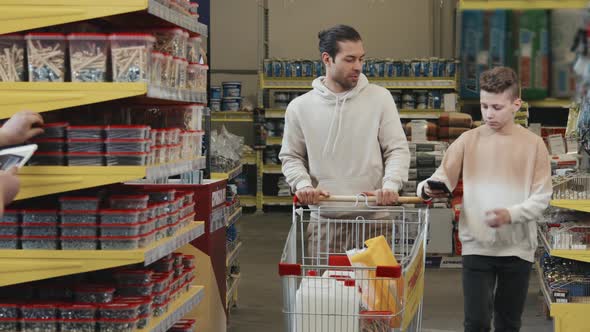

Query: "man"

xmin=418 ymin=67 xmax=552 ymax=332
xmin=0 ymin=110 xmax=44 ymax=214
xmin=279 ymin=24 xmax=410 ymax=206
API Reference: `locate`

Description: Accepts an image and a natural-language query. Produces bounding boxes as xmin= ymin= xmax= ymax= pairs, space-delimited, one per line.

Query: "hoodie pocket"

xmin=495 ymin=222 xmax=529 ymax=246
xmin=317 ymin=176 xmax=380 ymax=196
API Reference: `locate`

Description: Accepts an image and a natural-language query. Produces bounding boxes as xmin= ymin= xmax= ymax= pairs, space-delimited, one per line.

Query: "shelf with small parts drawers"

xmin=0 ymin=221 xmax=205 ymax=287
xmin=139 ymin=286 xmax=204 ymax=332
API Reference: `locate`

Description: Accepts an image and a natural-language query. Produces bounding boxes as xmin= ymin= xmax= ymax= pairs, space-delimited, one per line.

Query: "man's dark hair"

xmin=318 ymin=25 xmax=362 ymax=61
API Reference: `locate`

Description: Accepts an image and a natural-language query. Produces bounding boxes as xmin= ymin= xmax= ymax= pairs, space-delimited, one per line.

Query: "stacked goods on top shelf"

xmin=460 ymin=10 xmax=551 ymax=100
xmin=0 ymin=254 xmax=197 ymax=331
xmin=210 ymin=126 xmax=243 ymax=174
xmin=209 ymin=81 xmax=244 ymax=112
xmin=438 ymin=112 xmax=473 ymax=144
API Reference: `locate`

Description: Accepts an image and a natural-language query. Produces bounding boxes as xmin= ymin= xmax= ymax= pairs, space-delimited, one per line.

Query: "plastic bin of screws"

xmin=138 ymin=230 xmax=155 ymax=248
xmin=60 ymin=210 xmax=98 ymax=225
xmin=106 ymin=152 xmax=149 ymax=166
xmin=22 ymin=304 xmax=56 ymax=320
xmin=138 ymin=219 xmax=155 ymax=235
xmin=105 ymin=139 xmax=151 ymax=153
xmin=150 ymin=51 xmax=164 ymax=86
xmin=167 ymin=221 xmax=181 ymax=237
xmin=99 ymin=210 xmax=140 ymax=225
xmin=0 ymin=303 xmax=19 ymax=319
xmin=97 ymin=318 xmax=138 ymax=332
xmin=60 ymin=197 xmax=100 ymax=211
xmin=28 ymin=152 xmax=67 ymax=166
xmin=0 ymin=235 xmax=18 ymax=249
xmin=117 ymin=282 xmax=154 ymax=297
xmin=174 ymin=263 xmax=184 ymax=278
xmin=137 ymin=314 xmax=150 ymax=329
xmin=67 ymin=139 xmax=104 ymax=153
xmin=114 ymin=296 xmax=152 ymax=318
xmin=60 ymin=223 xmax=98 ymax=237
xmin=154 ymin=226 xmax=166 ymax=241
xmin=0 ymin=223 xmax=18 ymax=236
xmin=59 ymin=319 xmax=95 ymax=332
xmin=152 ymin=257 xmax=174 ymax=273
xmin=25 ymin=33 xmax=66 ymax=82
xmin=100 ymin=235 xmax=140 ymax=250
xmin=22 ymin=223 xmax=58 ymax=236
xmin=61 ymin=236 xmax=98 ymax=250
xmin=67 ymin=126 xmax=104 ymax=139
xmin=0 ymin=318 xmax=19 ymax=332
xmin=100 ymin=223 xmax=140 ymax=237
xmin=67 ymin=33 xmax=108 ymax=82
xmin=178 ymin=191 xmax=194 ymax=206
xmin=152 ymin=288 xmax=170 ymax=306
xmin=21 ymin=236 xmax=59 ymax=249
xmin=115 ymin=270 xmax=154 ymax=285
xmin=180 ymin=203 xmax=195 ymax=218
xmin=153 ymin=299 xmax=170 ymax=317
xmin=39 ymin=123 xmax=68 ymax=139
xmin=58 ymin=304 xmax=96 ymax=320
xmin=168 ymin=211 xmax=181 ymax=225
xmin=152 ymin=274 xmax=172 ymax=293
xmin=1 ymin=210 xmax=19 ymax=223
xmin=151 ymin=28 xmax=185 ymax=57
xmin=68 ymin=152 xmax=105 ymax=166
xmin=109 ymin=195 xmax=149 ymax=210
xmin=152 ymin=130 xmax=167 ymax=146
xmin=22 ymin=210 xmax=58 ymax=224
xmin=182 ymin=255 xmax=195 ymax=269
xmin=154 ymin=215 xmax=167 ymax=229
xmin=109 ymin=33 xmax=155 ymax=83
xmin=74 ymin=287 xmax=115 ymax=304
xmin=105 ymin=125 xmax=150 ymax=139
xmin=32 ymin=139 xmax=66 ymax=153
xmin=98 ymin=303 xmax=139 ymax=320
xmin=0 ymin=34 xmax=26 ymax=82
xmin=22 ymin=319 xmax=58 ymax=332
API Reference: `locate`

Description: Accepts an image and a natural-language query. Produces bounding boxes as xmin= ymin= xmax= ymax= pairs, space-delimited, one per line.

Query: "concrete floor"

xmin=228 ymin=212 xmax=554 ymax=332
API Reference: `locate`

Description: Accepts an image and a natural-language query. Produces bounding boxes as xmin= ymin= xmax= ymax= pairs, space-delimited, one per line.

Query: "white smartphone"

xmin=0 ymin=144 xmax=38 ymax=170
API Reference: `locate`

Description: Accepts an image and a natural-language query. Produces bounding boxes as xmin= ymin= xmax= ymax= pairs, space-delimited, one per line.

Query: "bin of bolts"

xmin=25 ymin=33 xmax=66 ymax=82
xmin=109 ymin=33 xmax=155 ymax=83
xmin=0 ymin=34 xmax=26 ymax=82
xmin=67 ymin=33 xmax=108 ymax=82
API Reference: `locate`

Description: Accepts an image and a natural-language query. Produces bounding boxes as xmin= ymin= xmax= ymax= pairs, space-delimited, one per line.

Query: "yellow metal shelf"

xmin=226 ymin=241 xmax=242 ymax=268
xmin=0 ymin=221 xmax=204 ymax=287
xmin=139 ymin=286 xmax=205 ymax=332
xmin=267 ymin=136 xmax=283 ymax=145
xmin=263 ymin=195 xmax=293 ymax=206
xmin=241 ymin=154 xmax=256 ymax=165
xmin=240 ymin=195 xmax=256 ymax=207
xmin=459 ymin=0 xmax=588 ymax=10
xmin=211 ymin=111 xmax=253 ymax=122
xmin=211 ymin=164 xmax=243 ymax=181
xmin=0 ymin=0 xmax=207 ymax=36
xmin=16 ymin=157 xmax=206 ymax=200
xmin=266 ymin=109 xmax=287 ymax=119
xmin=527 ymin=99 xmax=574 ymax=109
xmin=551 ymin=303 xmax=590 ymax=332
xmin=263 ymin=164 xmax=282 ymax=174
xmin=550 ymin=200 xmax=590 ymax=213
xmin=226 ymin=207 xmax=242 ymax=227
xmin=226 ymin=274 xmax=240 ymax=311
xmin=550 ymin=250 xmax=590 ymax=264
xmin=260 ymin=73 xmax=456 ymax=90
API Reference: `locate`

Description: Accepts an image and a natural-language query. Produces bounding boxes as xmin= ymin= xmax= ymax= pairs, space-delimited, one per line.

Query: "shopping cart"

xmin=279 ymin=194 xmax=429 ymax=332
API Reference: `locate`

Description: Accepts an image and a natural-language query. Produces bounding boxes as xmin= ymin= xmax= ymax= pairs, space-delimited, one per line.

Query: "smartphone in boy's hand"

xmin=425 ymin=180 xmax=452 ymax=198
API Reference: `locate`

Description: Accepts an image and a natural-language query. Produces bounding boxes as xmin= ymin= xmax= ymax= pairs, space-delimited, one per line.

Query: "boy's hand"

xmin=485 ymin=209 xmax=511 ymax=228
xmin=0 ymin=110 xmax=44 ymax=146
xmin=423 ymin=183 xmax=450 ymax=199
xmin=295 ymin=186 xmax=329 ymax=205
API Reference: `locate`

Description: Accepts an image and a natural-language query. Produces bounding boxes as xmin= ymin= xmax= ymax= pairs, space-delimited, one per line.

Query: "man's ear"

xmin=321 ymin=52 xmax=332 ymax=66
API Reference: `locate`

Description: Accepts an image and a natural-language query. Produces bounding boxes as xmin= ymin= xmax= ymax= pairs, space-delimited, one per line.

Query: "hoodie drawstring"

xmin=331 ymin=94 xmax=349 ymax=154
xmin=322 ymin=95 xmax=340 ymax=155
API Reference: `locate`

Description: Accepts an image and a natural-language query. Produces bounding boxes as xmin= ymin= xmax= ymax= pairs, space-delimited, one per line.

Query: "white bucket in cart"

xmin=294 ymin=275 xmax=360 ymax=332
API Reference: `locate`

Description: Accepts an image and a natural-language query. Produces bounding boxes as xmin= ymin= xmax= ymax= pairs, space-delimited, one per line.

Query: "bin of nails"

xmin=74 ymin=287 xmax=115 ymax=304
xmin=61 ymin=236 xmax=98 ymax=250
xmin=97 ymin=318 xmax=138 ymax=332
xmin=109 ymin=33 xmax=155 ymax=83
xmin=25 ymin=33 xmax=66 ymax=82
xmin=60 ymin=319 xmax=96 ymax=332
xmin=59 ymin=197 xmax=100 ymax=211
xmin=0 ymin=34 xmax=26 ymax=82
xmin=98 ymin=303 xmax=139 ymax=320
xmin=67 ymin=33 xmax=108 ymax=82
xmin=58 ymin=303 xmax=96 ymax=320
xmin=22 ymin=318 xmax=58 ymax=332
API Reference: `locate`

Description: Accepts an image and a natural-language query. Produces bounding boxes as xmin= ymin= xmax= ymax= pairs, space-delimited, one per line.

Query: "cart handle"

xmin=293 ymin=195 xmax=424 ymax=205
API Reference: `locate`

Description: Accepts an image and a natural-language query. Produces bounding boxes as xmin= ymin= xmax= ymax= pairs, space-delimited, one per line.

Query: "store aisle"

xmin=229 ymin=212 xmax=553 ymax=332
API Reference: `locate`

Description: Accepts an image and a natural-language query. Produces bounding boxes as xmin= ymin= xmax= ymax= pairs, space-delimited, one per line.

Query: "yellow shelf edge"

xmin=0 ymin=221 xmax=204 ymax=287
xmin=459 ymin=0 xmax=588 ymax=10
xmin=550 ymin=249 xmax=590 ymax=264
xmin=263 ymin=195 xmax=293 ymax=205
xmin=0 ymin=0 xmax=207 ymax=36
xmin=16 ymin=157 xmax=206 ymax=200
xmin=226 ymin=274 xmax=241 ymax=310
xmin=139 ymin=285 xmax=205 ymax=332
xmin=211 ymin=164 xmax=243 ymax=181
xmin=263 ymin=164 xmax=282 ymax=174
xmin=267 ymin=137 xmax=283 ymax=145
xmin=550 ymin=200 xmax=590 ymax=213
xmin=528 ymin=99 xmax=574 ymax=109
xmin=240 ymin=195 xmax=256 ymax=207
xmin=226 ymin=241 xmax=242 ymax=268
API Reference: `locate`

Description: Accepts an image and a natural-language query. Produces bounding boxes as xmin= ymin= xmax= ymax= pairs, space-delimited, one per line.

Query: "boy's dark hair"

xmin=318 ymin=25 xmax=362 ymax=61
xmin=479 ymin=67 xmax=520 ymax=100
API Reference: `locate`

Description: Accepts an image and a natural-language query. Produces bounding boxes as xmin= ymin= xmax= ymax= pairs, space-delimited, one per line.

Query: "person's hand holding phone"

xmin=423 ymin=180 xmax=451 ymax=199
xmin=0 ymin=110 xmax=44 ymax=146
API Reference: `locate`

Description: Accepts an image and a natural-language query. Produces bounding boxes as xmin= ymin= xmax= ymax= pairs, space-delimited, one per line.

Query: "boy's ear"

xmin=513 ymin=98 xmax=522 ymax=113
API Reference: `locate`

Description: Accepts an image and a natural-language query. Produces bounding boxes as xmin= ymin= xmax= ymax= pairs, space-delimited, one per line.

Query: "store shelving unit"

xmin=16 ymin=157 xmax=206 ymax=200
xmin=0 ymin=1 xmax=210 ymax=328
xmin=140 ymin=286 xmax=205 ymax=332
xmin=211 ymin=111 xmax=254 ymax=122
xmin=0 ymin=221 xmax=204 ymax=287
xmin=211 ymin=164 xmax=243 ymax=181
xmin=458 ymin=0 xmax=588 ymax=10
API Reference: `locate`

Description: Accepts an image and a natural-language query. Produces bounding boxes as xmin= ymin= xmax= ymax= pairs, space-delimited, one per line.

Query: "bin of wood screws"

xmin=109 ymin=33 xmax=155 ymax=83
xmin=0 ymin=34 xmax=25 ymax=82
xmin=67 ymin=33 xmax=108 ymax=82
xmin=25 ymin=33 xmax=66 ymax=82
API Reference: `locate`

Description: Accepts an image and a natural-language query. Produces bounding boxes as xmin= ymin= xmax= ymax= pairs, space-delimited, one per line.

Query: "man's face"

xmin=480 ymin=90 xmax=521 ymax=130
xmin=323 ymin=40 xmax=365 ymax=90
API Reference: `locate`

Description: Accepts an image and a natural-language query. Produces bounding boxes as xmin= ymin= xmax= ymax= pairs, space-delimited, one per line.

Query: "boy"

xmin=418 ymin=67 xmax=552 ymax=332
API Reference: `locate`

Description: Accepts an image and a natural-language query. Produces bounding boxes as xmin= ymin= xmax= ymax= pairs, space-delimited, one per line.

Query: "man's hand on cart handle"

xmin=363 ymin=189 xmax=399 ymax=206
xmin=295 ymin=186 xmax=330 ymax=205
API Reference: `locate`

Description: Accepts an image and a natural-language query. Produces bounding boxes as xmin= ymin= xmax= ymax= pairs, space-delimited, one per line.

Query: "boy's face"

xmin=480 ymin=90 xmax=521 ymax=131
xmin=323 ymin=40 xmax=365 ymax=90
